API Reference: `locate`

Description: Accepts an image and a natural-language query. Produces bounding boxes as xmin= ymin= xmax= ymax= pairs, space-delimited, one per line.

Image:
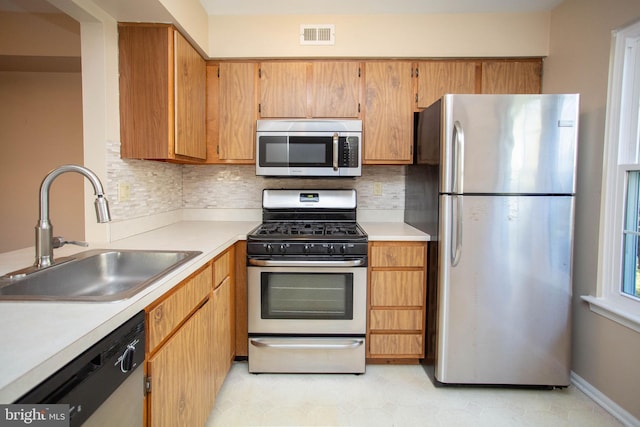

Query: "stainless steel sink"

xmin=0 ymin=249 xmax=202 ymax=302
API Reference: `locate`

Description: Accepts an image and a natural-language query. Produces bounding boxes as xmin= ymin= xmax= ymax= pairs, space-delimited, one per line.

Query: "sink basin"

xmin=0 ymin=249 xmax=202 ymax=302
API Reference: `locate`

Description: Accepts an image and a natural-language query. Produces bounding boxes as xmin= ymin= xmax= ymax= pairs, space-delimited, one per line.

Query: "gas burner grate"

xmin=252 ymin=222 xmax=363 ymax=237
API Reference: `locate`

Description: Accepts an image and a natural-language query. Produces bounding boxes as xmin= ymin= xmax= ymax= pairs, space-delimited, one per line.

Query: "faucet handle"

xmin=52 ymin=236 xmax=89 ymax=249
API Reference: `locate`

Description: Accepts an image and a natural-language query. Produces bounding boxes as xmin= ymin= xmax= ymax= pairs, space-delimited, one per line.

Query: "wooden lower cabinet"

xmin=234 ymin=241 xmax=248 ymax=357
xmin=144 ymin=244 xmax=240 ymax=427
xmin=367 ymin=241 xmax=427 ymax=363
xmin=213 ymin=276 xmax=232 ymax=394
xmin=145 ymin=263 xmax=214 ymax=426
xmin=147 ymin=298 xmax=213 ymax=427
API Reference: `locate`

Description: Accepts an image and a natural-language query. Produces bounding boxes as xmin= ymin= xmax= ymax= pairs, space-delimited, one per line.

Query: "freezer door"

xmin=435 ymin=194 xmax=573 ymax=386
xmin=439 ymin=94 xmax=579 ymax=195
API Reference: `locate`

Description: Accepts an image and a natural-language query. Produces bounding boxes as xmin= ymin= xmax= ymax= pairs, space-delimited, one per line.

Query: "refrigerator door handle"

xmin=451 ymin=195 xmax=463 ymax=266
xmin=452 ymin=121 xmax=464 ymax=194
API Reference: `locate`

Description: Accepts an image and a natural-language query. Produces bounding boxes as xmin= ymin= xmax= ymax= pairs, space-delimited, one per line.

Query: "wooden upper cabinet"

xmin=481 ymin=60 xmax=542 ymax=94
xmin=207 ymin=62 xmax=257 ymax=163
xmin=311 ymin=62 xmax=360 ymax=118
xmin=119 ymin=24 xmax=206 ymax=162
xmin=259 ymin=62 xmax=307 ymax=118
xmin=363 ymin=61 xmax=414 ymax=164
xmin=259 ymin=61 xmax=361 ymax=118
xmin=416 ymin=61 xmax=477 ymax=108
xmin=174 ymin=32 xmax=206 ymax=159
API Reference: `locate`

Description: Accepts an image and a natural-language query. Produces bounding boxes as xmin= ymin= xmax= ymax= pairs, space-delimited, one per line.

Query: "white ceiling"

xmin=0 ymin=0 xmax=60 ymax=13
xmin=199 ymin=0 xmax=565 ymax=15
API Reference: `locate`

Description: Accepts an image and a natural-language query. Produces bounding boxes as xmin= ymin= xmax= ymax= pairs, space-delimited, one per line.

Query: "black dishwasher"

xmin=16 ymin=311 xmax=145 ymax=427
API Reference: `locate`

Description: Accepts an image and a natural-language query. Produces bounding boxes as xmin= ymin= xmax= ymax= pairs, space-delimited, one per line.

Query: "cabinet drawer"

xmin=214 ymin=250 xmax=231 ymax=288
xmin=370 ymin=271 xmax=424 ymax=306
xmin=369 ymin=334 xmax=424 ymax=356
xmin=370 ymin=243 xmax=425 ymax=267
xmin=370 ymin=309 xmax=422 ymax=331
xmin=147 ymin=264 xmax=212 ymax=351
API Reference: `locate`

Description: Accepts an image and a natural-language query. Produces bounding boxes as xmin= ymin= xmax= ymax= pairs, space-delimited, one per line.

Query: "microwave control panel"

xmin=339 ymin=137 xmax=360 ymax=167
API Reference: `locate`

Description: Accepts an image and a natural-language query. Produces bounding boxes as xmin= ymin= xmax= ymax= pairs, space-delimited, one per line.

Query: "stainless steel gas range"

xmin=246 ymin=189 xmax=368 ymax=374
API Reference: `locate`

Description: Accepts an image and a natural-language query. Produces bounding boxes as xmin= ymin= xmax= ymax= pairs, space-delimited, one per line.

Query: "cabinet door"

xmin=119 ymin=24 xmax=171 ymax=159
xmin=147 ymin=299 xmax=213 ymax=427
xmin=259 ymin=62 xmax=307 ymax=118
xmin=416 ymin=61 xmax=476 ymax=108
xmin=481 ymin=60 xmax=542 ymax=94
xmin=213 ymin=277 xmax=232 ymax=394
xmin=363 ymin=61 xmax=414 ymax=163
xmin=234 ymin=241 xmax=248 ymax=357
xmin=311 ymin=62 xmax=360 ymax=118
xmin=174 ymin=31 xmax=206 ymax=159
xmin=217 ymin=62 xmax=257 ymax=161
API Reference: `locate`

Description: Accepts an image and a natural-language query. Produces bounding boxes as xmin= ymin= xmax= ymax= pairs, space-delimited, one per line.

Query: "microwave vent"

xmin=300 ymin=24 xmax=335 ymax=45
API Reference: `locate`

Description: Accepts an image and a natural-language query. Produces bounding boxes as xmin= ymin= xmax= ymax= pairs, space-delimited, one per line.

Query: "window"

xmin=587 ymin=19 xmax=640 ymax=333
xmin=623 ymin=171 xmax=640 ymax=298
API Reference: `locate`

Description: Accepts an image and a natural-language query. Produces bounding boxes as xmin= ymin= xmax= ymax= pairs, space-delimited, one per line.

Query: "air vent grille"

xmin=300 ymin=24 xmax=335 ymax=45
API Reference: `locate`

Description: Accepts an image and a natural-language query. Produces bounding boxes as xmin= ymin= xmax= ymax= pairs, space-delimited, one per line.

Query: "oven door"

xmin=247 ymin=262 xmax=367 ymax=335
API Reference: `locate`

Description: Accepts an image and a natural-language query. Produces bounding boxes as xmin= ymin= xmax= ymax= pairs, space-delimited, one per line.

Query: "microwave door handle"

xmin=333 ymin=132 xmax=339 ymax=171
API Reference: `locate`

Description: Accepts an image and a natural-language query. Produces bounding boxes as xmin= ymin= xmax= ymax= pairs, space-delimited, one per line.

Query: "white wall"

xmin=0 ymin=71 xmax=84 ymax=253
xmin=544 ymin=0 xmax=640 ymax=421
xmin=0 ymin=11 xmax=84 ymax=253
xmin=208 ymin=12 xmax=550 ymax=58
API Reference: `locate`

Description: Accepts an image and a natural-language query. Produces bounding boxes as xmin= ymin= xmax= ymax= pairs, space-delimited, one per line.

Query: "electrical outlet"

xmin=373 ymin=182 xmax=383 ymax=196
xmin=118 ymin=182 xmax=131 ymax=202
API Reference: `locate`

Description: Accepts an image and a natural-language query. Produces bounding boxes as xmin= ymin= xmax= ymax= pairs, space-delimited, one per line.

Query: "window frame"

xmin=586 ymin=19 xmax=640 ymax=333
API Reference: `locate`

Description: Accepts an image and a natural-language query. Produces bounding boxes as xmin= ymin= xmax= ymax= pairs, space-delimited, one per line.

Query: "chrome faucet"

xmin=34 ymin=165 xmax=111 ymax=269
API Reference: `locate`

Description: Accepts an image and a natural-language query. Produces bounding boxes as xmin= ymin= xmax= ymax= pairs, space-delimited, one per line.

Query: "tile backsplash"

xmin=182 ymin=164 xmax=406 ymax=211
xmin=107 ymin=140 xmax=406 ymax=222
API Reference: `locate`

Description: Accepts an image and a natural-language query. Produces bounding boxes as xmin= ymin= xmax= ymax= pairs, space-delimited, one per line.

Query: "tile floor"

xmin=206 ymin=362 xmax=622 ymax=427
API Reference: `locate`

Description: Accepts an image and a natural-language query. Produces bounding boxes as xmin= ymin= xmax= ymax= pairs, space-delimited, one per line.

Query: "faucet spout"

xmin=35 ymin=165 xmax=111 ymax=269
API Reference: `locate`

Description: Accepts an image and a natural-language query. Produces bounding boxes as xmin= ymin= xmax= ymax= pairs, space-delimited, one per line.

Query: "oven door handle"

xmin=250 ymin=338 xmax=364 ymax=350
xmin=248 ymin=259 xmax=365 ymax=267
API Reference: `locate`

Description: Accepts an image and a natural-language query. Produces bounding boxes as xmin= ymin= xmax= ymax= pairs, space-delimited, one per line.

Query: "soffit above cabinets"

xmin=199 ymin=0 xmax=565 ymax=15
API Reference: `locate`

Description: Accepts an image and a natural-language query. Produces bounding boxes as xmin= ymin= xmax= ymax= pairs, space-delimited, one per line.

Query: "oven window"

xmin=261 ymin=272 xmax=353 ymax=320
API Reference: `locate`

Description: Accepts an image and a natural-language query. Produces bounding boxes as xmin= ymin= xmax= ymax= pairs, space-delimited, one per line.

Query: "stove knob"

xmin=303 ymin=244 xmax=310 ymax=254
xmin=279 ymin=244 xmax=287 ymax=253
xmin=327 ymin=244 xmax=335 ymax=254
xmin=340 ymin=244 xmax=347 ymax=254
xmin=265 ymin=244 xmax=273 ymax=254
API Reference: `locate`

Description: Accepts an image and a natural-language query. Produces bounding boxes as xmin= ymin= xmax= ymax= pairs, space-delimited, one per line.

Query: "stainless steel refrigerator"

xmin=405 ymin=94 xmax=579 ymax=387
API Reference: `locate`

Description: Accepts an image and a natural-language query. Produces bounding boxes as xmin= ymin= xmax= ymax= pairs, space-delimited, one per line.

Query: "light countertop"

xmin=359 ymin=222 xmax=430 ymax=241
xmin=0 ymin=220 xmax=428 ymax=402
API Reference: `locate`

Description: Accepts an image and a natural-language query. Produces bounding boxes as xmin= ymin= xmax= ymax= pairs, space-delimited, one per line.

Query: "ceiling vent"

xmin=300 ymin=24 xmax=335 ymax=45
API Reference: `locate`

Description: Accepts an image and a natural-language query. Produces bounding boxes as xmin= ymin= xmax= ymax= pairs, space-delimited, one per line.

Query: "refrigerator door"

xmin=436 ymin=194 xmax=573 ymax=386
xmin=439 ymin=94 xmax=579 ymax=195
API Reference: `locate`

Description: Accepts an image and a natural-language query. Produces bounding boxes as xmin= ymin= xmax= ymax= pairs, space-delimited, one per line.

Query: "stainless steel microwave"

xmin=256 ymin=119 xmax=362 ymax=177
